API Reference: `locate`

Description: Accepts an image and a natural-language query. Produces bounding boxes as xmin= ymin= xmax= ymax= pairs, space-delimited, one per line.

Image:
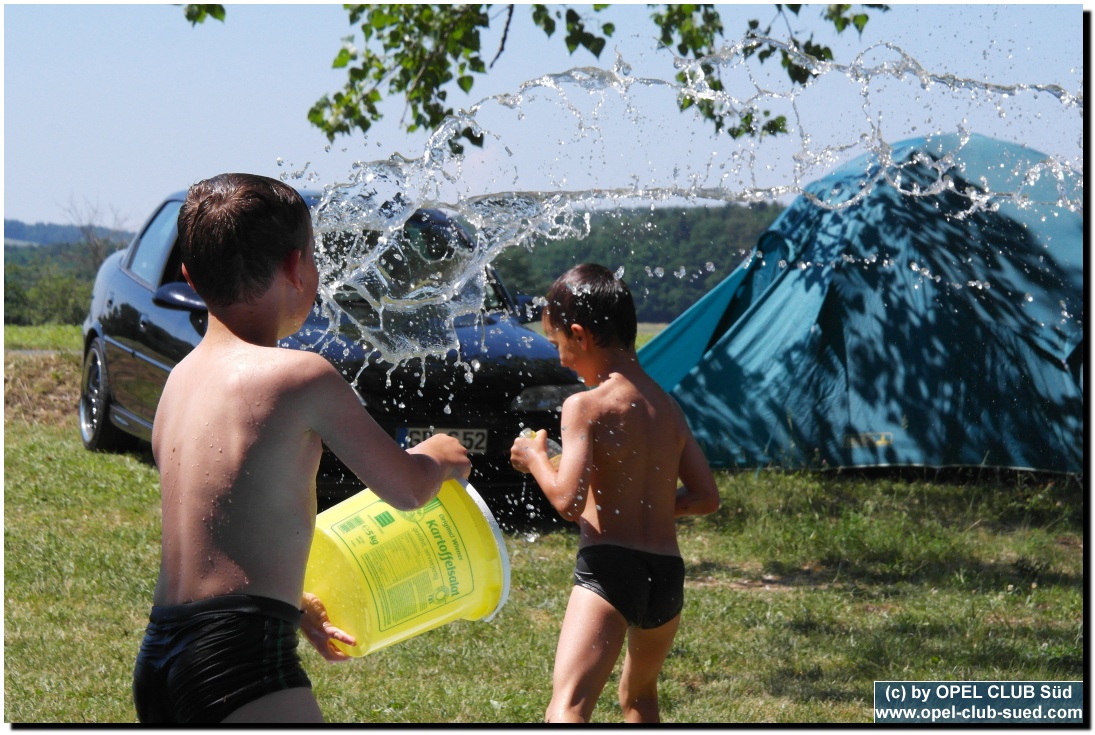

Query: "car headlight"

xmin=510 ymin=384 xmax=584 ymax=413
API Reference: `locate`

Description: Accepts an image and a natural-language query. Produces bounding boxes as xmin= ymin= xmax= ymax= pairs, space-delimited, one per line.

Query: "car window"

xmin=322 ymin=212 xmax=506 ymax=313
xmin=128 ymin=200 xmax=183 ymax=287
xmin=404 ymin=217 xmax=461 ymax=260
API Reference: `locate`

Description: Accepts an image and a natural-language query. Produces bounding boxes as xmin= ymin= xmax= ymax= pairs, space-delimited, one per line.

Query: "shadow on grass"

xmin=712 ymin=467 xmax=1084 ymax=533
xmin=687 ymin=553 xmax=1082 ymax=594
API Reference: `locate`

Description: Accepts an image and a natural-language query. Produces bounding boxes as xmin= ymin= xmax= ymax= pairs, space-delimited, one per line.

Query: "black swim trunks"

xmin=132 ymin=594 xmax=311 ymax=723
xmin=573 ymin=544 xmax=686 ymax=629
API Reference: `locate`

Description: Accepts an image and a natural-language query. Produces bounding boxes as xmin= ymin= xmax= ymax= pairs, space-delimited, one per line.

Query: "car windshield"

xmin=318 ymin=211 xmax=506 ymax=326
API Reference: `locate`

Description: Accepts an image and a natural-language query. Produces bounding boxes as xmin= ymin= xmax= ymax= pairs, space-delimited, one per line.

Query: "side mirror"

xmin=153 ymin=281 xmax=207 ymax=312
xmin=514 ymin=294 xmax=542 ymax=324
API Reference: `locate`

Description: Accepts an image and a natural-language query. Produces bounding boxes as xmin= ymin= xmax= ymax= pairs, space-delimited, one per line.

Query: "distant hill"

xmin=5 ymin=239 xmax=126 ymax=281
xmin=4 ymin=219 xmax=135 ymax=247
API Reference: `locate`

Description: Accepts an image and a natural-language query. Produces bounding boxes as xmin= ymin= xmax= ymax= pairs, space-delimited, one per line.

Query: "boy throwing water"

xmin=510 ymin=263 xmax=719 ymax=723
xmin=133 ymin=174 xmax=470 ymax=723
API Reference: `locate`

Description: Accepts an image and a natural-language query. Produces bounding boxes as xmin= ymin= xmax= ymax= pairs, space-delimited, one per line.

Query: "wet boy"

xmin=132 ymin=174 xmax=470 ymax=723
xmin=510 ymin=263 xmax=720 ymax=723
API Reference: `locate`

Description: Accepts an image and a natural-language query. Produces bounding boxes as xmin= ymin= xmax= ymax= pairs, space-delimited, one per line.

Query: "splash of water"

xmin=293 ymin=35 xmax=1081 ymax=365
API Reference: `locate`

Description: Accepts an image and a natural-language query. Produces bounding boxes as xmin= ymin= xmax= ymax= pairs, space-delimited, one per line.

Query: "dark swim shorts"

xmin=132 ymin=594 xmax=311 ymax=723
xmin=573 ymin=544 xmax=686 ymax=629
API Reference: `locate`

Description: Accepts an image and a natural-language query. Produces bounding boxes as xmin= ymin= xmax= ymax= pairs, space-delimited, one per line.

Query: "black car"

xmin=78 ymin=191 xmax=581 ymax=523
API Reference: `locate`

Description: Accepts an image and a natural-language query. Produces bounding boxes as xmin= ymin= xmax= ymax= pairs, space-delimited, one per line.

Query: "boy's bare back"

xmin=557 ymin=363 xmax=693 ymax=556
xmin=153 ymin=330 xmax=468 ymax=610
xmin=152 ymin=338 xmax=329 ymax=608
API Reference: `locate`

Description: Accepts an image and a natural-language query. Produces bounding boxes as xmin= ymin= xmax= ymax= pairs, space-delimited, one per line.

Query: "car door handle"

xmin=139 ymin=315 xmax=150 ymax=332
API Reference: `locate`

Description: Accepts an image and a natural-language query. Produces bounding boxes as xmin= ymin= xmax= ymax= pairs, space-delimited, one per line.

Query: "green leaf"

xmin=332 ymin=48 xmax=353 ymax=69
xmin=370 ymin=9 xmax=393 ymax=30
xmin=347 ymin=5 xmax=367 ymax=25
xmin=532 ymin=4 xmax=556 ymax=36
xmin=457 ymin=75 xmax=474 ymax=93
xmin=183 ymin=4 xmax=225 ymax=26
xmin=762 ymin=115 xmax=788 ymax=135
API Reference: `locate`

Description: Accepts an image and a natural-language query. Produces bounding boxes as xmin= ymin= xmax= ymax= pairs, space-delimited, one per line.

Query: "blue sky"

xmin=3 ymin=3 xmax=1085 ymax=228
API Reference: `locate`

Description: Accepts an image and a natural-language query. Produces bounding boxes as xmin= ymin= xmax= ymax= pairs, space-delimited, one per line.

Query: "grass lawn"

xmin=3 ymin=333 xmax=1084 ymax=723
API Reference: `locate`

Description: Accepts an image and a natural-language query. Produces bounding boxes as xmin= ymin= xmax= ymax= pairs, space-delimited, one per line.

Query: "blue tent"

xmin=639 ymin=134 xmax=1084 ymax=473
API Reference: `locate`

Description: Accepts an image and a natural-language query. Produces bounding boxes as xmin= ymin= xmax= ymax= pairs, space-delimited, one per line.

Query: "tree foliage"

xmin=492 ymin=202 xmax=784 ymax=323
xmin=4 ymin=260 xmax=93 ymax=326
xmin=4 ymin=227 xmax=129 ymax=326
xmin=184 ymin=4 xmax=887 ymax=147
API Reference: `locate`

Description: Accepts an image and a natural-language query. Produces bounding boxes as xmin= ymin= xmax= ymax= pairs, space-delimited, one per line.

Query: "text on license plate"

xmin=398 ymin=427 xmax=488 ymax=454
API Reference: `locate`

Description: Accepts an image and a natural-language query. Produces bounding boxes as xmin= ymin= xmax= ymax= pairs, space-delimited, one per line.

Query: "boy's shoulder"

xmin=176 ymin=340 xmax=333 ymax=386
xmin=564 ymin=371 xmax=642 ymax=415
xmin=249 ymin=344 xmax=335 ymax=383
xmin=595 ymin=367 xmax=681 ymax=416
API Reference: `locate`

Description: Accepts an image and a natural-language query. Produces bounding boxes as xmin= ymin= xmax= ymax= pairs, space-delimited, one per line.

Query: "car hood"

xmin=281 ymin=308 xmax=577 ymax=400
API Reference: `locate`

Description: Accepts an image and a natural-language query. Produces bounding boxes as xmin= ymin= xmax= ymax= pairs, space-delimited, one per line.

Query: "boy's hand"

xmin=301 ymin=592 xmax=358 ymax=662
xmin=509 ymin=429 xmax=547 ymax=473
xmin=409 ymin=433 xmax=472 ymax=479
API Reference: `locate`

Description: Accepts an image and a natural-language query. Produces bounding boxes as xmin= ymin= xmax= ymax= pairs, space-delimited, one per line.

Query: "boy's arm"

xmin=305 ymin=357 xmax=470 ymax=510
xmin=674 ymin=425 xmax=721 ymax=518
xmin=511 ymin=395 xmax=591 ymax=521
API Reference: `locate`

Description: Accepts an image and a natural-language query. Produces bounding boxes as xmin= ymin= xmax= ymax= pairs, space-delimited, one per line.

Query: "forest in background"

xmin=4 ymin=202 xmax=783 ymax=326
xmin=5 ymin=217 xmax=135 ymax=326
xmin=492 ymin=202 xmax=782 ymax=322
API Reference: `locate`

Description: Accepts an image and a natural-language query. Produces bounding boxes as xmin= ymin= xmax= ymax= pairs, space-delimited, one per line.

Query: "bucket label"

xmin=327 ymin=495 xmax=476 ymax=631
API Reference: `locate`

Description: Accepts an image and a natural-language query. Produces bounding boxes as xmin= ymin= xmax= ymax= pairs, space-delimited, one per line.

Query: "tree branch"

xmin=490 ymin=5 xmax=515 ymax=69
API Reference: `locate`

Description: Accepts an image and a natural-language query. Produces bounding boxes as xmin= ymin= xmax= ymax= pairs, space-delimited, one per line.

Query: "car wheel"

xmin=79 ymin=337 xmax=132 ymax=451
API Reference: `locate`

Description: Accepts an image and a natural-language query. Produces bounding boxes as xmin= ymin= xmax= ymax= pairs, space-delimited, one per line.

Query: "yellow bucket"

xmin=303 ymin=478 xmax=510 ymax=657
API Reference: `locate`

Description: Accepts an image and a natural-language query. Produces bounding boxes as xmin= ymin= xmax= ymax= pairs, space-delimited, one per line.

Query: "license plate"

xmin=398 ymin=427 xmax=488 ymax=454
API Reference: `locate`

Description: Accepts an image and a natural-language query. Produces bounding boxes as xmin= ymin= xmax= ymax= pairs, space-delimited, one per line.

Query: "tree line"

xmin=5 ymin=216 xmax=135 ymax=326
xmin=4 ymin=202 xmax=783 ymax=327
xmin=492 ymin=202 xmax=783 ymax=322
xmin=5 ymin=219 xmax=133 ymax=248
xmin=4 ymin=239 xmax=121 ymax=326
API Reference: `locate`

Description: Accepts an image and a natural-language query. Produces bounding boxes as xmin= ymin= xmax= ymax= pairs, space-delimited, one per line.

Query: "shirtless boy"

xmin=510 ymin=263 xmax=720 ymax=723
xmin=132 ymin=173 xmax=470 ymax=724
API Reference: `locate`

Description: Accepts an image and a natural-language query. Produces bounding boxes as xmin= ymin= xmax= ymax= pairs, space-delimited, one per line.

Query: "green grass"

xmin=635 ymin=323 xmax=666 ymax=349
xmin=4 ymin=323 xmax=83 ymax=353
xmin=3 ymin=329 xmax=1085 ymax=724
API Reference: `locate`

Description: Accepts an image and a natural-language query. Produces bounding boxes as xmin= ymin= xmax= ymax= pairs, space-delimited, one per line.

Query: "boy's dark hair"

xmin=545 ymin=263 xmax=637 ymax=349
xmin=177 ymin=173 xmax=311 ymax=306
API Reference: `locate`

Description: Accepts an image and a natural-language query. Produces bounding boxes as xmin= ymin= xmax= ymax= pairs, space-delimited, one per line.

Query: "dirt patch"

xmin=4 ymin=351 xmax=82 ymax=427
xmin=690 ymin=565 xmax=837 ymax=593
xmin=1055 ymin=535 xmax=1083 ymax=552
xmin=692 ymin=558 xmax=840 ymax=591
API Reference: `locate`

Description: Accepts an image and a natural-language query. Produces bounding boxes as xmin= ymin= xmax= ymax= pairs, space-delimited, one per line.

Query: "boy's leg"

xmin=617 ymin=614 xmax=681 ymax=723
xmin=220 ymin=687 xmax=324 ymax=723
xmin=545 ymin=586 xmax=629 ymax=723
